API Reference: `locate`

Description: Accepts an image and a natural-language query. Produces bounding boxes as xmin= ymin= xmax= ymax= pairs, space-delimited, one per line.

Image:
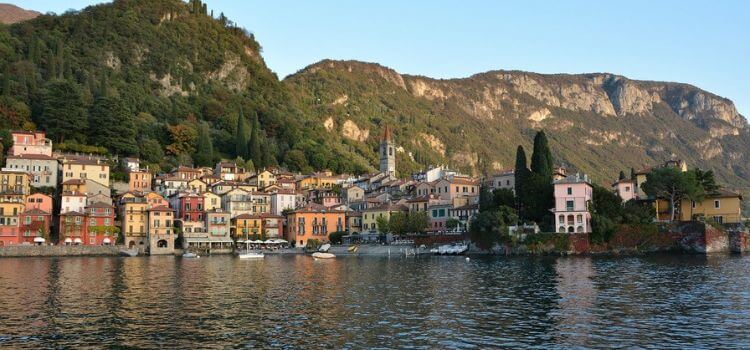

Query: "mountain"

xmin=0 ymin=4 xmax=40 ymax=24
xmin=0 ymin=0 xmax=748 ymax=201
xmin=284 ymin=60 xmax=750 ymax=191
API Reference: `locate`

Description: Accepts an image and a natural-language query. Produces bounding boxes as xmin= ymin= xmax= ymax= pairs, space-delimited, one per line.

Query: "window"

xmin=566 ymin=200 xmax=574 ymax=211
xmin=714 ymin=200 xmax=720 ymax=209
xmin=691 ymin=201 xmax=696 ymax=209
xmin=567 ymin=187 xmax=573 ymax=195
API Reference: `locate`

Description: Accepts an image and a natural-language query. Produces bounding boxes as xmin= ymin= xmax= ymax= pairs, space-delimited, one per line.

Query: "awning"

xmin=184 ymin=237 xmax=234 ymax=243
xmin=64 ymin=238 xmax=73 ymax=243
xmin=103 ymin=238 xmax=111 ymax=244
xmin=33 ymin=237 xmax=46 ymax=243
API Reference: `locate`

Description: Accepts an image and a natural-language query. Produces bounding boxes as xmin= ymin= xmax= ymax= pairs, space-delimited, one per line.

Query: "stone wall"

xmin=729 ymin=231 xmax=750 ymax=253
xmin=0 ymin=245 xmax=121 ymax=257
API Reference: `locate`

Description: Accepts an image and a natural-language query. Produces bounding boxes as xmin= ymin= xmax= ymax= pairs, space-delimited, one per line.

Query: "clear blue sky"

xmin=16 ymin=0 xmax=750 ymax=116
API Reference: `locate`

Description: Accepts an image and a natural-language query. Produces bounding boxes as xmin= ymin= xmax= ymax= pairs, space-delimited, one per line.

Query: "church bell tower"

xmin=379 ymin=124 xmax=395 ymax=176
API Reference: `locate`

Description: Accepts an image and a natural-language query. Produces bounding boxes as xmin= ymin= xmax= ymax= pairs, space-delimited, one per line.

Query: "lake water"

xmin=0 ymin=254 xmax=749 ymax=348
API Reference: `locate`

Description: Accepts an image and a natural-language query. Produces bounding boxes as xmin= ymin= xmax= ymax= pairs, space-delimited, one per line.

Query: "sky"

xmin=16 ymin=0 xmax=750 ymax=116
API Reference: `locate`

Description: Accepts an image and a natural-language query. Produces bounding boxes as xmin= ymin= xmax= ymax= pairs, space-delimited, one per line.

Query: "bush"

xmin=329 ymin=231 xmax=345 ymax=244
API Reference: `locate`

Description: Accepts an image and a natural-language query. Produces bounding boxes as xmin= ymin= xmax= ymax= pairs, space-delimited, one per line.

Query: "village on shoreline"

xmin=0 ymin=125 xmax=747 ymax=258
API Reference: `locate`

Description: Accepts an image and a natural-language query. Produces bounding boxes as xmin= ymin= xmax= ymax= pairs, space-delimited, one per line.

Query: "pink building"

xmin=612 ymin=179 xmax=637 ymax=202
xmin=433 ymin=177 xmax=479 ymax=201
xmin=18 ymin=208 xmax=51 ymax=244
xmin=9 ymin=131 xmax=52 ymax=157
xmin=25 ymin=193 xmax=53 ymax=213
xmin=553 ymin=174 xmax=593 ymax=233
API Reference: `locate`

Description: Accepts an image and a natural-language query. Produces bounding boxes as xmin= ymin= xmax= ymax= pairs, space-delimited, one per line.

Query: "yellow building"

xmin=680 ymin=189 xmax=743 ymax=224
xmin=120 ymin=196 xmax=149 ymax=252
xmin=249 ymin=170 xmax=277 ymax=188
xmin=233 ymin=214 xmax=263 ymax=239
xmin=0 ymin=170 xmax=32 ymax=196
xmin=202 ymin=192 xmax=222 ymax=211
xmin=361 ymin=203 xmax=408 ymax=233
xmin=60 ymin=157 xmax=110 ymax=187
xmin=296 ymin=172 xmax=340 ymax=190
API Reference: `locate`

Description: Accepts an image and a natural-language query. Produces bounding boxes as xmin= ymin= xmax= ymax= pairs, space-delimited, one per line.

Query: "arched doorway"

xmin=157 ymin=239 xmax=168 ymax=248
xmin=129 ymin=241 xmax=136 ymax=249
xmin=576 ymin=226 xmax=584 ymax=233
xmin=567 ymin=226 xmax=574 ymax=233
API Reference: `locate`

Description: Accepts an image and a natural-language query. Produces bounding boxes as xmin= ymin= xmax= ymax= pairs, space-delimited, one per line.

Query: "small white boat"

xmin=434 ymin=243 xmax=468 ymax=255
xmin=312 ymin=252 xmax=335 ymax=259
xmin=119 ymin=249 xmax=138 ymax=257
xmin=238 ymin=252 xmax=265 ymax=259
xmin=182 ymin=252 xmax=200 ymax=258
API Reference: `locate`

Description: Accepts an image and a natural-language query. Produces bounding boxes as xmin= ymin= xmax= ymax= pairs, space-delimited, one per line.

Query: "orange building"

xmin=285 ymin=203 xmax=345 ymax=247
xmin=129 ymin=170 xmax=152 ymax=192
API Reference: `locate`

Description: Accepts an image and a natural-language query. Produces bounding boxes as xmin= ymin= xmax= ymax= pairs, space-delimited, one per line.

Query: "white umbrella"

xmin=64 ymin=238 xmax=73 ymax=244
xmin=103 ymin=237 xmax=111 ymax=245
xmin=74 ymin=238 xmax=82 ymax=244
xmin=33 ymin=237 xmax=45 ymax=243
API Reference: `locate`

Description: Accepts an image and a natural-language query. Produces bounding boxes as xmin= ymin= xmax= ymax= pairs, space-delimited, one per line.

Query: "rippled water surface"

xmin=1 ymin=254 xmax=750 ymax=348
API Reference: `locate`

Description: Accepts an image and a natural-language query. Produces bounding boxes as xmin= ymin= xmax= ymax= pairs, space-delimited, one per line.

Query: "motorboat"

xmin=119 ymin=248 xmax=138 ymax=257
xmin=238 ymin=251 xmax=265 ymax=259
xmin=312 ymin=252 xmax=335 ymax=259
xmin=434 ymin=243 xmax=468 ymax=255
xmin=182 ymin=252 xmax=200 ymax=258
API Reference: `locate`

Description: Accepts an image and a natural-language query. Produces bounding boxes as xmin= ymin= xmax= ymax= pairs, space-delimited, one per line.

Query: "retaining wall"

xmin=0 ymin=245 xmax=121 ymax=257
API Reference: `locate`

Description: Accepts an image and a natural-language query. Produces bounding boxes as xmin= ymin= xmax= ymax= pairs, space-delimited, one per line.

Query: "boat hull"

xmin=312 ymin=252 xmax=335 ymax=259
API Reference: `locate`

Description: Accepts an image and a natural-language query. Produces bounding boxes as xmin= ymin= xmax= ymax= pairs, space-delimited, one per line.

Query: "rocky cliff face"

xmin=285 ymin=60 xmax=750 ymax=196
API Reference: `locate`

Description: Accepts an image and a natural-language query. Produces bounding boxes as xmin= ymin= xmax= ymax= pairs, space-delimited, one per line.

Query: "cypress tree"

xmin=530 ymin=130 xmax=553 ymax=178
xmin=619 ymin=170 xmax=626 ymax=180
xmin=630 ymin=167 xmax=636 ymax=180
xmin=194 ymin=122 xmax=214 ymax=167
xmin=235 ymin=107 xmax=248 ymax=158
xmin=248 ymin=112 xmax=261 ymax=167
xmin=514 ymin=145 xmax=528 ymax=196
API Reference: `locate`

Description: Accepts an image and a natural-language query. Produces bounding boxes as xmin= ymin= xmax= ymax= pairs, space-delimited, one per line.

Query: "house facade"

xmin=553 ymin=174 xmax=593 ymax=233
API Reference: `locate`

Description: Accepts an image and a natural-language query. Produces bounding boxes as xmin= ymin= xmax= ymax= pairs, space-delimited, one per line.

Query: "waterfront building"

xmin=180 ymin=208 xmax=233 ymax=253
xmin=285 ymin=203 xmax=345 ymax=247
xmin=25 ymin=193 xmax=53 ymax=213
xmin=85 ymin=201 xmax=117 ymax=245
xmin=18 ymin=208 xmax=51 ymax=244
xmin=553 ymin=173 xmax=593 ymax=233
xmin=3 ymin=154 xmax=58 ymax=188
xmin=0 ymin=197 xmax=24 ymax=246
xmin=59 ymin=211 xmax=87 ymax=245
xmin=680 ymin=189 xmax=743 ymax=224
xmin=187 ymin=178 xmax=207 ymax=193
xmin=310 ymin=188 xmax=341 ymax=208
xmin=428 ymin=203 xmax=452 ymax=233
xmin=9 ymin=130 xmax=52 ymax=157
xmin=406 ymin=194 xmax=444 ymax=212
xmin=345 ymin=211 xmax=362 ymax=235
xmin=120 ymin=192 xmax=149 ymax=251
xmin=0 ymin=170 xmax=31 ymax=197
xmin=447 ymin=203 xmax=479 ymax=233
xmin=147 ymin=205 xmax=175 ymax=255
xmin=361 ymin=203 xmax=408 ymax=233
xmin=260 ymin=213 xmax=284 ymax=239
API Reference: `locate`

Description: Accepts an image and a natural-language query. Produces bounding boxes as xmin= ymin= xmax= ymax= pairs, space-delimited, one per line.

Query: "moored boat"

xmin=238 ymin=251 xmax=265 ymax=259
xmin=182 ymin=252 xmax=199 ymax=258
xmin=312 ymin=252 xmax=335 ymax=259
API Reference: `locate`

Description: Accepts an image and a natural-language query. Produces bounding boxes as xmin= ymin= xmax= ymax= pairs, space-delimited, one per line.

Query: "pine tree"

xmin=530 ymin=130 xmax=553 ymax=179
xmin=235 ymin=107 xmax=248 ymax=158
xmin=193 ymin=122 xmax=214 ymax=167
xmin=248 ymin=112 xmax=261 ymax=167
xmin=619 ymin=170 xmax=626 ymax=180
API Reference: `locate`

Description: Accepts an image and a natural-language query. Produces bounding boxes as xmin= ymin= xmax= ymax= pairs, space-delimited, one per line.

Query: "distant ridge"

xmin=0 ymin=3 xmax=40 ymax=24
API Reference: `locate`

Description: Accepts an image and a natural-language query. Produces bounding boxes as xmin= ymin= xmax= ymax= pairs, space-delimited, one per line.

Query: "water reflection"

xmin=0 ymin=254 xmax=749 ymax=348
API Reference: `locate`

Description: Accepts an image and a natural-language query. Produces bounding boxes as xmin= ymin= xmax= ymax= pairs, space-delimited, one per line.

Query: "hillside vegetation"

xmin=1 ymin=0 xmax=748 ymax=203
